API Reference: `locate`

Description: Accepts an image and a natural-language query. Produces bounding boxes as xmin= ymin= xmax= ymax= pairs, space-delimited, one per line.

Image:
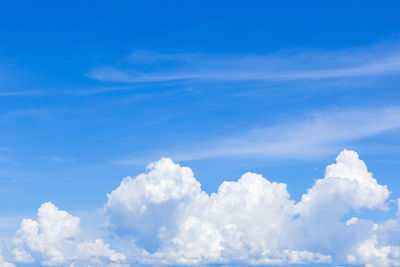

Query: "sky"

xmin=1 ymin=1 xmax=400 ymax=266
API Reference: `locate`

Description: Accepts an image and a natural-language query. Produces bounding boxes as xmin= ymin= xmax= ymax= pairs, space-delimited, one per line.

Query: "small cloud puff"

xmin=11 ymin=202 xmax=125 ymax=266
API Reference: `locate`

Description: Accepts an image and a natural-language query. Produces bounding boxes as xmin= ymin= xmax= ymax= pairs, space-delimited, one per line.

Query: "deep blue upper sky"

xmin=0 ymin=0 xmax=400 ymax=225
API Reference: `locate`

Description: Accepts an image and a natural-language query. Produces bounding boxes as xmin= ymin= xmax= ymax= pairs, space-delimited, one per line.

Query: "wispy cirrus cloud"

xmin=39 ymin=155 xmax=76 ymax=163
xmin=116 ymin=106 xmax=400 ymax=164
xmin=67 ymin=85 xmax=141 ymax=95
xmin=172 ymin=106 xmax=400 ymax=161
xmin=0 ymin=108 xmax=42 ymax=121
xmin=0 ymin=90 xmax=44 ymax=97
xmin=88 ymin=43 xmax=400 ymax=84
xmin=0 ymin=91 xmax=32 ymax=97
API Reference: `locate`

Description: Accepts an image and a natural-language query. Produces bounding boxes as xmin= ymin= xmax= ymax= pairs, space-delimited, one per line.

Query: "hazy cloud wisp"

xmin=88 ymin=47 xmax=400 ymax=84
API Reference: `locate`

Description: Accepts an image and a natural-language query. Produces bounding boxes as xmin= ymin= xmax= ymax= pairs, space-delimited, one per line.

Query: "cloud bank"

xmin=2 ymin=150 xmax=400 ymax=266
xmin=104 ymin=150 xmax=398 ymax=266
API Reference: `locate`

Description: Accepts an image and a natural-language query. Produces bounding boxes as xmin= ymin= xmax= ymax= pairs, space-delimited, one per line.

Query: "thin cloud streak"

xmin=0 ymin=91 xmax=43 ymax=97
xmin=115 ymin=106 xmax=400 ymax=164
xmin=68 ymin=85 xmax=141 ymax=95
xmin=171 ymin=106 xmax=400 ymax=161
xmin=1 ymin=109 xmax=41 ymax=120
xmin=88 ymin=47 xmax=400 ymax=83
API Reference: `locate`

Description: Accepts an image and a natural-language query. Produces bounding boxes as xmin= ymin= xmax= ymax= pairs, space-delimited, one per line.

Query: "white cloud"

xmin=346 ymin=217 xmax=360 ymax=226
xmin=297 ymin=149 xmax=390 ymax=214
xmin=76 ymin=239 xmax=126 ymax=264
xmin=347 ymin=236 xmax=400 ymax=267
xmin=105 ymin=149 xmax=396 ymax=266
xmin=12 ymin=202 xmax=125 ymax=266
xmin=0 ymin=254 xmax=15 ymax=267
xmin=105 ymin=158 xmax=203 ymax=252
xmin=2 ymin=149 xmax=398 ymax=266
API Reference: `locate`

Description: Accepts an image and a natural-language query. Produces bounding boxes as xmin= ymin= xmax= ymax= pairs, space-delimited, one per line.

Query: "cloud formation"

xmin=1 ymin=150 xmax=400 ymax=266
xmin=105 ymin=149 xmax=398 ymax=266
xmin=0 ymin=254 xmax=15 ymax=267
xmin=11 ymin=202 xmax=125 ymax=266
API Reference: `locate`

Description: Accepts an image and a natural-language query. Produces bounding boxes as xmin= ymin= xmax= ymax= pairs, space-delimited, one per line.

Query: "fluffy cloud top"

xmin=104 ymin=149 xmax=396 ymax=266
xmin=105 ymin=158 xmax=203 ymax=252
xmin=12 ymin=202 xmax=125 ymax=266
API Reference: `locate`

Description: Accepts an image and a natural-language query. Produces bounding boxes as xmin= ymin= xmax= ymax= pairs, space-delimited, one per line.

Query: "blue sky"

xmin=1 ymin=1 xmax=400 ymax=266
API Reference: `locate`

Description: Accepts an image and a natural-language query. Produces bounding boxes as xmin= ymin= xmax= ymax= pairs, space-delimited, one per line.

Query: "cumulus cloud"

xmin=0 ymin=254 xmax=15 ymax=267
xmin=105 ymin=149 xmax=397 ymax=266
xmin=347 ymin=236 xmax=400 ymax=267
xmin=11 ymin=202 xmax=125 ymax=266
xmin=299 ymin=149 xmax=389 ymax=212
xmin=1 ymin=149 xmax=398 ymax=266
xmin=105 ymin=158 xmax=203 ymax=252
